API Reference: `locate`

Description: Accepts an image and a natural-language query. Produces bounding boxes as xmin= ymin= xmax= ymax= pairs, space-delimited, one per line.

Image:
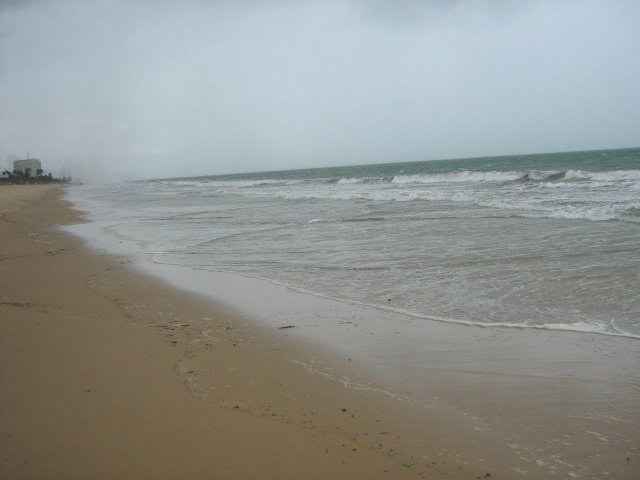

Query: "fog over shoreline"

xmin=1 ymin=0 xmax=639 ymax=182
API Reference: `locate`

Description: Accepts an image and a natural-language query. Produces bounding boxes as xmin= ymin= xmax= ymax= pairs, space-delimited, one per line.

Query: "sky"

xmin=1 ymin=0 xmax=639 ymax=182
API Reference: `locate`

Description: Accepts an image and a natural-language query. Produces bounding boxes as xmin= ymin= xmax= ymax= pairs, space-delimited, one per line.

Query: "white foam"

xmin=564 ymin=169 xmax=640 ymax=182
xmin=392 ymin=171 xmax=521 ymax=184
xmin=307 ymin=218 xmax=335 ymax=224
xmin=357 ymin=303 xmax=640 ymax=340
xmin=337 ymin=177 xmax=360 ymax=184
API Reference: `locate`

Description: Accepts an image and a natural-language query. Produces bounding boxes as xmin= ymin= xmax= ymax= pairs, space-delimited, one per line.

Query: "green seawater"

xmin=184 ymin=147 xmax=639 ymax=182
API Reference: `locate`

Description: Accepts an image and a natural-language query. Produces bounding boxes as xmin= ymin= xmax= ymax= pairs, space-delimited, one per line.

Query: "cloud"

xmin=0 ymin=0 xmax=40 ymax=14
xmin=1 ymin=0 xmax=639 ymax=182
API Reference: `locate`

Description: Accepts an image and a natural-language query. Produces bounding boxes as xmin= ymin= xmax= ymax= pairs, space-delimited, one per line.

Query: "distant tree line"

xmin=0 ymin=169 xmax=72 ymax=185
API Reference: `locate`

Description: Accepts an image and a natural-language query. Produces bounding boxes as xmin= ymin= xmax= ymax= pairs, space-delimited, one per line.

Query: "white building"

xmin=13 ymin=158 xmax=42 ymax=177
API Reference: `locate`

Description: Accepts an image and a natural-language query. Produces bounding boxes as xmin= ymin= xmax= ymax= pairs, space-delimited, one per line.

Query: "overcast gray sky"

xmin=1 ymin=0 xmax=639 ymax=181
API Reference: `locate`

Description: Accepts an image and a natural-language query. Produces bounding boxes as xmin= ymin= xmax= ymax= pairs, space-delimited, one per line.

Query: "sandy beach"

xmin=2 ymin=185 xmax=639 ymax=479
xmin=0 ymin=185 xmax=426 ymax=479
xmin=3 ymin=0 xmax=639 ymax=477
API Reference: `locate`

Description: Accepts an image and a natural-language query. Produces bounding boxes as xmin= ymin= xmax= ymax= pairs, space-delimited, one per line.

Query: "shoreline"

xmin=142 ymin=266 xmax=640 ymax=340
xmin=64 ymin=182 xmax=640 ymax=342
xmin=2 ymin=185 xmax=638 ymax=479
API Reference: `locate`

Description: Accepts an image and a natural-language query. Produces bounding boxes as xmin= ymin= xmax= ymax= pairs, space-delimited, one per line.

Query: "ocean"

xmin=66 ymin=147 xmax=640 ymax=338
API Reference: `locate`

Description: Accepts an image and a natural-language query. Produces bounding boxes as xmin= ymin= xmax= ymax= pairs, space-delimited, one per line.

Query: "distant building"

xmin=13 ymin=158 xmax=42 ymax=177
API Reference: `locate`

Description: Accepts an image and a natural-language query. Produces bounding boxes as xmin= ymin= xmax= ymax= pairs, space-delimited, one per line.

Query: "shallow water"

xmin=66 ymin=147 xmax=640 ymax=337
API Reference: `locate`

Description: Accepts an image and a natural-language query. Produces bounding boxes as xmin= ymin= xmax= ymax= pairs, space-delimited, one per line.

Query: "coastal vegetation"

xmin=0 ymin=169 xmax=71 ymax=185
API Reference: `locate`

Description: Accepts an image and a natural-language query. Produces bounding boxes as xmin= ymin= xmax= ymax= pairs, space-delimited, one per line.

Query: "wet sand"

xmin=133 ymin=249 xmax=640 ymax=479
xmin=2 ymin=184 xmax=638 ymax=479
